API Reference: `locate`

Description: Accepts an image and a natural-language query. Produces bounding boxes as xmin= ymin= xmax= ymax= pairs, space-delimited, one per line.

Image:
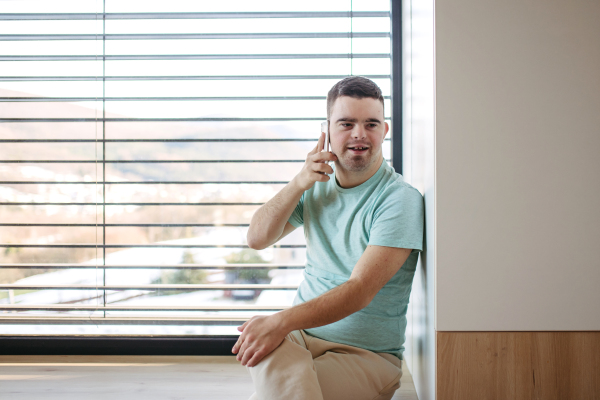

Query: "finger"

xmin=241 ymin=345 xmax=257 ymax=366
xmin=311 ymin=150 xmax=337 ymax=164
xmin=318 ymin=131 xmax=325 ymax=152
xmin=246 ymin=349 xmax=266 ymax=368
xmin=237 ymin=319 xmax=250 ymax=332
xmin=313 ymin=162 xmax=334 ymax=175
xmin=233 ymin=326 xmax=248 ymax=353
xmin=232 ymin=336 xmax=241 ymax=354
xmin=309 ymin=132 xmax=324 ymax=156
xmin=237 ymin=339 xmax=250 ymax=363
xmin=311 ymin=172 xmax=330 ymax=182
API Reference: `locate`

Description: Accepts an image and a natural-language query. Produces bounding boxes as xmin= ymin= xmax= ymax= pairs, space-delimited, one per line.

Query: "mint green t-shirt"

xmin=287 ymin=159 xmax=424 ymax=360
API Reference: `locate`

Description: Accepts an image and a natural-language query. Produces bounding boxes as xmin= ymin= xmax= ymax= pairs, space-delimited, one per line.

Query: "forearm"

xmin=247 ymin=133 xmax=336 ymax=250
xmin=274 ymin=279 xmax=371 ymax=334
xmin=247 ymin=176 xmax=305 ymax=250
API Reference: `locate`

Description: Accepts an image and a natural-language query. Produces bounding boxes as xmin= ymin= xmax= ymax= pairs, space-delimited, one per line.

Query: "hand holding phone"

xmin=294 ymin=128 xmax=336 ymax=191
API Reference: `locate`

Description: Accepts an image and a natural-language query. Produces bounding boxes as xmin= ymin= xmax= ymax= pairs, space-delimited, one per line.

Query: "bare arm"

xmin=246 ymin=182 xmax=303 ymax=250
xmin=232 ymin=245 xmax=413 ymax=367
xmin=275 ymin=245 xmax=412 ymax=332
xmin=247 ymin=131 xmax=337 ymax=250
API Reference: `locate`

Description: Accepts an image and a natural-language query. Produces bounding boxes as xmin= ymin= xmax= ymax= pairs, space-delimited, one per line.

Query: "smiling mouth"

xmin=348 ymin=146 xmax=369 ymax=153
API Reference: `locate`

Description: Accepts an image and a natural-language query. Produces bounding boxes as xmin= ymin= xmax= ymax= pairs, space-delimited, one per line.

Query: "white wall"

xmin=403 ymin=0 xmax=436 ymax=399
xmin=435 ymin=0 xmax=600 ymax=331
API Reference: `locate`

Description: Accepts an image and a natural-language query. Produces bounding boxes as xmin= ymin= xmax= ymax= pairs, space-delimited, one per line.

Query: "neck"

xmin=335 ymin=155 xmax=383 ymax=189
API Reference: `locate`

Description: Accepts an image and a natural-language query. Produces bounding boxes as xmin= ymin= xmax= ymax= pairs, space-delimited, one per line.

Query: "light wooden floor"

xmin=0 ymin=355 xmax=418 ymax=400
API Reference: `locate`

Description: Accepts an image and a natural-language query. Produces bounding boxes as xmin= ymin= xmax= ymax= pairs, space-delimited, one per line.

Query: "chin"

xmin=338 ymin=156 xmax=373 ymax=172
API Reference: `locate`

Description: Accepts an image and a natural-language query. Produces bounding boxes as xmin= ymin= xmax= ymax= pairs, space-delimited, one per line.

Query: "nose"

xmin=351 ymin=124 xmax=367 ymax=139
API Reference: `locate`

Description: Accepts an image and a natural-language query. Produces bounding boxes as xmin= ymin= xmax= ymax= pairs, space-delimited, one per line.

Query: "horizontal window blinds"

xmin=0 ymin=0 xmax=393 ymax=335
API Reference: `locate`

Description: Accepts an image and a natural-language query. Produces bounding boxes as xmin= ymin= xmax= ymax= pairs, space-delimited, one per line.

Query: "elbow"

xmin=247 ymin=240 xmax=265 ymax=251
xmin=358 ymin=296 xmax=373 ymax=311
xmin=246 ymin=218 xmax=267 ymax=250
xmin=246 ymin=232 xmax=266 ymax=251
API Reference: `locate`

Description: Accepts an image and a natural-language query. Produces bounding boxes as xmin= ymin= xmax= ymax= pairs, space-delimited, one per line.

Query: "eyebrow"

xmin=335 ymin=118 xmax=382 ymax=123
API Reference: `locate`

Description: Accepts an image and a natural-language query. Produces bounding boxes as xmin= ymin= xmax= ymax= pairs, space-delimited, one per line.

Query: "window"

xmin=0 ymin=0 xmax=397 ymax=348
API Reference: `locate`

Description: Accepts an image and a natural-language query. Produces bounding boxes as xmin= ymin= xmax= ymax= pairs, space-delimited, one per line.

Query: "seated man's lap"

xmin=304 ymin=331 xmax=402 ymax=400
xmin=250 ymin=330 xmax=402 ymax=400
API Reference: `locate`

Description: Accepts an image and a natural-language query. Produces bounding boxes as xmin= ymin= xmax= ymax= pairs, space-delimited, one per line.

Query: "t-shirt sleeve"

xmin=368 ymin=184 xmax=425 ymax=252
xmin=287 ymin=191 xmax=305 ymax=228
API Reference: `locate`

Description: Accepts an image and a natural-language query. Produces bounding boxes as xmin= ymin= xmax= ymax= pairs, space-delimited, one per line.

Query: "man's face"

xmin=329 ymin=96 xmax=389 ymax=173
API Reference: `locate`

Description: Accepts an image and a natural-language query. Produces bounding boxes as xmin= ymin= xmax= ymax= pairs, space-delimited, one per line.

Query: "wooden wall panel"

xmin=437 ymin=332 xmax=600 ymax=400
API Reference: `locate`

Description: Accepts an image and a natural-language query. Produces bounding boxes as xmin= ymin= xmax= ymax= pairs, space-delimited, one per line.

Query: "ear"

xmin=383 ymin=122 xmax=390 ymax=142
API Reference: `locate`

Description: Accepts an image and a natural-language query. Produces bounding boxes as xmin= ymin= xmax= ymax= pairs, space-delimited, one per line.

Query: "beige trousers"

xmin=247 ymin=330 xmax=403 ymax=400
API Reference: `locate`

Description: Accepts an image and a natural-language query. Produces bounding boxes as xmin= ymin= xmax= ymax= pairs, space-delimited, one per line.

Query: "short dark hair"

xmin=326 ymin=76 xmax=384 ymax=120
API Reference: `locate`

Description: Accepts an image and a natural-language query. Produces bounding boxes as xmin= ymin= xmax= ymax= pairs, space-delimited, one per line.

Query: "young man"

xmin=232 ymin=76 xmax=425 ymax=400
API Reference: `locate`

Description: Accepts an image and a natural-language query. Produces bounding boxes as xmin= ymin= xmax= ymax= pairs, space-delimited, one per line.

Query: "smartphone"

xmin=320 ymin=121 xmax=331 ymax=171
